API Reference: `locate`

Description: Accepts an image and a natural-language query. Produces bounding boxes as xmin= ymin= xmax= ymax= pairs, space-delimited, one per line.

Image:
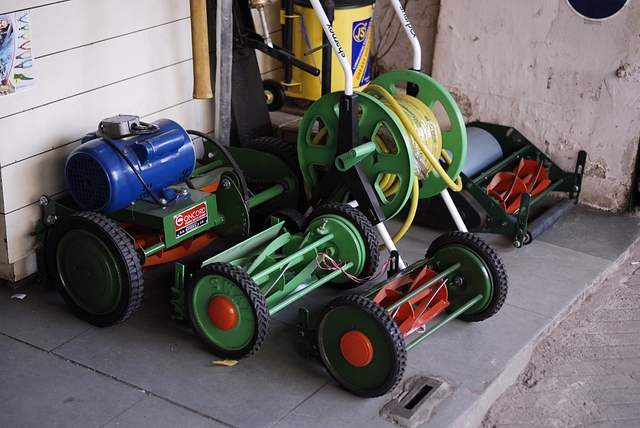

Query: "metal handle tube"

xmin=214 ymin=0 xmax=233 ymax=145
xmin=309 ymin=0 xmax=353 ymax=95
xmin=257 ymin=9 xmax=273 ymax=47
xmin=375 ymin=222 xmax=407 ymax=269
xmin=389 ymin=0 xmax=421 ymax=70
xmin=440 ymin=189 xmax=468 ymax=232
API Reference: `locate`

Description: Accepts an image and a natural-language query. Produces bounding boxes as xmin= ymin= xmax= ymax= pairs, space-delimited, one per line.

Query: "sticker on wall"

xmin=0 ymin=10 xmax=35 ymax=97
xmin=565 ymin=0 xmax=629 ymax=21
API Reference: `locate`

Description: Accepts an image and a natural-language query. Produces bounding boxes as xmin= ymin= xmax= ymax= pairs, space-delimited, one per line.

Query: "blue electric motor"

xmin=65 ymin=115 xmax=196 ymax=215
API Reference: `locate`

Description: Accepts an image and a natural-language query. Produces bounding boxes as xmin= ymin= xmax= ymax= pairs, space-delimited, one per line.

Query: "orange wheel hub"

xmin=207 ymin=296 xmax=238 ymax=330
xmin=340 ymin=330 xmax=374 ymax=367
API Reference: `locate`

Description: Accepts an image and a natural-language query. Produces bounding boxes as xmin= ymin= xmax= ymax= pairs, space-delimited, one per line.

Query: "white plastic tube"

xmin=376 ymin=223 xmax=407 ymax=269
xmin=349 ymin=199 xmax=406 ymax=268
xmin=308 ymin=0 xmax=353 ymax=95
xmin=389 ymin=0 xmax=421 ymax=71
xmin=440 ymin=189 xmax=468 ymax=232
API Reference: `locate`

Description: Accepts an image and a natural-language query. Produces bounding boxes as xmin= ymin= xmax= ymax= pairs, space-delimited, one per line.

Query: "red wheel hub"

xmin=207 ymin=296 xmax=238 ymax=330
xmin=340 ymin=330 xmax=373 ymax=367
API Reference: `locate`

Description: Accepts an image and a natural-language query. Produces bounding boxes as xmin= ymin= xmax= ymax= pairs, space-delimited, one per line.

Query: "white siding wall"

xmin=0 ymin=0 xmax=215 ymax=281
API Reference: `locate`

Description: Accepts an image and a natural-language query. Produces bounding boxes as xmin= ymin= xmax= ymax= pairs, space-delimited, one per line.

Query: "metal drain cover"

xmin=381 ymin=376 xmax=451 ymax=427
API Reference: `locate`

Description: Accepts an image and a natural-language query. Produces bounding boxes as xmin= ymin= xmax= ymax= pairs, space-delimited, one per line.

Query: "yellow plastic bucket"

xmin=286 ymin=0 xmax=375 ymax=101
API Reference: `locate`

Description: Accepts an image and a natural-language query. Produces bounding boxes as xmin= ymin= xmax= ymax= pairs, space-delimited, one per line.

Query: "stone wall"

xmin=432 ymin=0 xmax=640 ymax=213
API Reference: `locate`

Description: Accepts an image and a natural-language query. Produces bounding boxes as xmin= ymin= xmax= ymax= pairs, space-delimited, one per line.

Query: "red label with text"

xmin=174 ymin=202 xmax=208 ymax=238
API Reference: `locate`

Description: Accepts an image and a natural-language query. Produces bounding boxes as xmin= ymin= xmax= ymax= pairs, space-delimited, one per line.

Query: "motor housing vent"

xmin=65 ymin=118 xmax=196 ymax=214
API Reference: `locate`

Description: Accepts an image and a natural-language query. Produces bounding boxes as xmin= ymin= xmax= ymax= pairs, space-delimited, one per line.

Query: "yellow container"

xmin=285 ymin=0 xmax=375 ymax=101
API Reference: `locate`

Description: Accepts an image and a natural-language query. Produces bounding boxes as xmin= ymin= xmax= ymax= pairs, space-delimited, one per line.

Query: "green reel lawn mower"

xmin=35 ymin=116 xmax=306 ymax=329
xmin=286 ymin=0 xmax=509 ymax=397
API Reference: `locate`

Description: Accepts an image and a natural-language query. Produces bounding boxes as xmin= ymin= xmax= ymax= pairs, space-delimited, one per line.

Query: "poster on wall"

xmin=1 ymin=10 xmax=35 ymax=97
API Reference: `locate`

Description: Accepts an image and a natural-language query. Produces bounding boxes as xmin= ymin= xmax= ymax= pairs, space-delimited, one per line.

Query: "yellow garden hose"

xmin=364 ymin=85 xmax=461 ymax=248
xmin=310 ymin=85 xmax=462 ymax=248
xmin=365 ymin=85 xmax=462 ymax=191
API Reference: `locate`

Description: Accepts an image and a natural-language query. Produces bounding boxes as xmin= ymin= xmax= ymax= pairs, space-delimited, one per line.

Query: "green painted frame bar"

xmin=405 ymin=293 xmax=483 ymax=351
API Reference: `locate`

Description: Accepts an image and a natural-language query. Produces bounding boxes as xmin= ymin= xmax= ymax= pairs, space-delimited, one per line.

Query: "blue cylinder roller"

xmin=65 ymin=116 xmax=196 ymax=214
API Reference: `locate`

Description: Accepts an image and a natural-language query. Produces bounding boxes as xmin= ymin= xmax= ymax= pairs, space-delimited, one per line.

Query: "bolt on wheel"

xmin=186 ymin=262 xmax=269 ymax=359
xmin=316 ymin=294 xmax=407 ymax=397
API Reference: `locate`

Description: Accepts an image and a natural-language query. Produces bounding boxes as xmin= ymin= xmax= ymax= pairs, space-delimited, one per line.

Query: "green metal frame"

xmin=171 ymin=208 xmax=371 ymax=321
xmin=464 ymin=122 xmax=586 ymax=247
xmin=35 ymin=143 xmax=300 ymax=283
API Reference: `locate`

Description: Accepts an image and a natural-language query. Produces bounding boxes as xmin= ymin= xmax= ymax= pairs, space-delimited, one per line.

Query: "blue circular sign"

xmin=566 ymin=0 xmax=628 ymax=20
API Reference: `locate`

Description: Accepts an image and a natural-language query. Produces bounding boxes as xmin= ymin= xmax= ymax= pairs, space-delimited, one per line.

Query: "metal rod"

xmin=252 ymin=233 xmax=334 ymax=283
xmin=530 ymin=177 xmax=565 ymax=205
xmin=265 ymin=259 xmax=317 ymax=305
xmin=385 ymin=263 xmax=460 ymax=313
xmin=140 ymin=241 xmax=166 ymax=259
xmin=362 ymin=258 xmax=431 ymax=299
xmin=473 ymin=146 xmax=531 ymax=183
xmin=192 ymin=160 xmax=223 ymax=176
xmin=405 ymin=293 xmax=484 ymax=351
xmin=268 ymin=264 xmax=351 ymax=315
xmin=320 ymin=0 xmax=334 ymax=96
xmin=246 ymin=185 xmax=283 ymax=209
xmin=283 ymin=0 xmax=293 ymax=83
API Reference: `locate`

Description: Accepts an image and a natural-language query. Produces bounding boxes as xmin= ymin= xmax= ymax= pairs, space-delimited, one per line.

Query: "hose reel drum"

xmin=297 ymin=69 xmax=467 ymax=221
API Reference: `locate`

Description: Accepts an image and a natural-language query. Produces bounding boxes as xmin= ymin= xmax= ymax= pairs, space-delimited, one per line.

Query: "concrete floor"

xmin=1 ymin=203 xmax=639 ymax=428
xmin=483 ymin=232 xmax=640 ymax=427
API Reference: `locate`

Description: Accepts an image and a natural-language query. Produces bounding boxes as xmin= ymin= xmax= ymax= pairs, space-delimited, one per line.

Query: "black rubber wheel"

xmin=316 ymin=294 xmax=407 ymax=397
xmin=263 ymin=79 xmax=286 ymax=111
xmin=303 ymin=203 xmax=379 ymax=289
xmin=186 ymin=262 xmax=270 ymax=360
xmin=425 ymin=231 xmax=508 ymax=322
xmin=46 ymin=212 xmax=144 ymax=327
xmin=244 ymin=136 xmax=307 ymax=213
xmin=264 ymin=208 xmax=305 ymax=234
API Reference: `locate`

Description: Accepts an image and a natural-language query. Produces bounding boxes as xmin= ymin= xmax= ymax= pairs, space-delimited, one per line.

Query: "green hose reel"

xmin=297 ymin=69 xmax=468 ymax=220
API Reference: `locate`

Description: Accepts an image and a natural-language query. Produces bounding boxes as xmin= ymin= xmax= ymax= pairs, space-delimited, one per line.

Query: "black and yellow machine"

xmin=283 ymin=0 xmax=375 ymax=102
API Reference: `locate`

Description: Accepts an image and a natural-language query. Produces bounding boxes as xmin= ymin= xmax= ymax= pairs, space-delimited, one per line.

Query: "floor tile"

xmin=102 ymin=395 xmax=227 ymax=427
xmin=0 ymin=279 xmax=92 ymax=351
xmin=0 ymin=335 xmax=146 ymax=428
xmin=535 ymin=204 xmax=640 ymax=260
